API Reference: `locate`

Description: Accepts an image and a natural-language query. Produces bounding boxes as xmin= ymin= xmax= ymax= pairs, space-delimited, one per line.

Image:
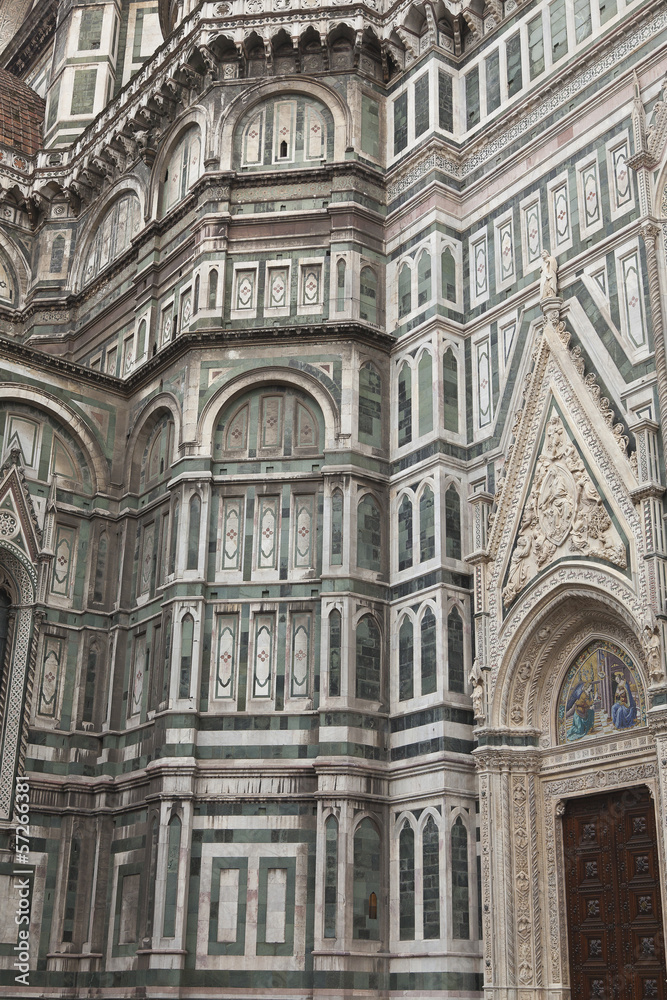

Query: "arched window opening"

xmin=331 ymin=489 xmax=343 ymax=566
xmin=179 ymin=614 xmax=194 ymax=698
xmin=136 ymin=320 xmax=147 ymax=360
xmin=237 ymin=94 xmax=332 ymax=168
xmin=163 ymin=816 xmax=182 ymax=937
xmin=355 ymin=615 xmax=381 ymax=701
xmin=93 ymin=530 xmax=107 ymax=603
xmin=398 ymin=616 xmax=414 ymax=701
xmin=193 ymin=274 xmax=200 ymax=315
xmin=398 ymin=362 xmax=412 ymax=447
xmin=445 ymin=484 xmax=462 ymax=559
xmin=417 ymin=251 xmax=432 ymax=307
xmin=421 ymin=607 xmax=437 ymax=696
xmin=81 ymin=642 xmax=98 ymax=724
xmin=208 ymin=268 xmax=218 ymax=310
xmin=443 ymin=349 xmax=459 ymax=433
xmin=336 ymin=259 xmax=346 ymax=312
xmin=398 ymin=263 xmax=412 ymax=318
xmin=169 ymin=501 xmax=179 ymax=576
xmin=0 ymin=252 xmax=14 ymax=302
xmin=187 ymin=494 xmax=201 ymax=571
xmin=162 ymin=614 xmax=172 ymax=704
xmin=224 ymin=403 xmax=249 ymax=454
xmin=324 ymin=816 xmax=338 ymax=938
xmin=146 ymin=819 xmax=159 ymax=937
xmin=353 ymin=819 xmax=380 ymax=940
xmin=398 ymin=495 xmax=413 ymax=571
xmin=360 ymin=266 xmax=378 ymax=324
xmin=62 ymin=837 xmax=80 ymax=943
xmin=0 ymin=591 xmax=10 ymax=684
xmin=441 ymin=247 xmax=456 ymax=302
xmin=419 ymin=486 xmax=435 ymax=562
xmin=160 ymin=127 xmax=201 ymax=215
xmin=357 ymin=495 xmax=381 ymax=572
xmin=216 ymin=387 xmax=323 ymax=461
xmin=50 ymin=234 xmax=66 ymax=273
xmin=418 ymin=351 xmax=433 ymax=435
xmin=83 ymin=193 xmax=140 ymax=286
xmin=447 ymin=607 xmax=464 ymax=693
xmin=358 ymin=362 xmax=382 ymax=448
xmin=451 ymin=816 xmax=469 ymax=939
xmin=423 ymin=816 xmax=440 ymax=939
xmin=399 ymin=821 xmax=415 ymax=940
xmin=328 ymin=609 xmax=341 ymax=697
xmin=143 ymin=415 xmax=174 ymax=489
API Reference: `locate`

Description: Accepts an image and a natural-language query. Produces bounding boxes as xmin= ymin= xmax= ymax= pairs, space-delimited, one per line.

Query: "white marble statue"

xmin=540 ymin=249 xmax=558 ymax=299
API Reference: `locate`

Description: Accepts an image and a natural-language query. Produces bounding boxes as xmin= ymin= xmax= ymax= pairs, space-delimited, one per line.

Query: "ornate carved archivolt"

xmin=498 ymin=590 xmax=647 ymax=740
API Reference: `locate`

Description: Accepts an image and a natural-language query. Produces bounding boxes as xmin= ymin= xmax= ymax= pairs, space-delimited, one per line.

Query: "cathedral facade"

xmin=0 ymin=0 xmax=666 ymax=995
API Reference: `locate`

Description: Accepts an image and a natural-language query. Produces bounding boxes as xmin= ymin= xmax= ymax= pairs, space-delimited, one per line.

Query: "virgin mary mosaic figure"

xmin=611 ymin=671 xmax=636 ymax=729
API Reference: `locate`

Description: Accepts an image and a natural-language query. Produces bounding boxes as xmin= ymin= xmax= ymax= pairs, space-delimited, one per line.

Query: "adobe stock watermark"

xmin=12 ymin=774 xmax=32 ymax=986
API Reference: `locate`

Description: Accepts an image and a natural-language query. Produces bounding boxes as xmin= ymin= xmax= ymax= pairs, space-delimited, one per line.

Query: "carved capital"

xmin=628 ymin=151 xmax=658 ymax=171
xmin=640 ymin=220 xmax=661 ymax=250
xmin=540 ymin=295 xmax=563 ymax=325
xmin=647 ymin=706 xmax=667 ymax=738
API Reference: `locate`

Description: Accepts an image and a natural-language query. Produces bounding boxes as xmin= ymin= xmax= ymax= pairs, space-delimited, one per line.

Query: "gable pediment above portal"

xmin=0 ymin=448 xmax=42 ymax=565
xmin=487 ymin=306 xmax=643 ymax=627
xmin=501 ymin=408 xmax=628 ymax=608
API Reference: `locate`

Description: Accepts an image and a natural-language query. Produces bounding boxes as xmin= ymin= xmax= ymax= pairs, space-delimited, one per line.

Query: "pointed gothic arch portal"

xmin=0 ymin=539 xmax=39 ymax=821
xmin=0 ymin=456 xmax=42 ymax=820
xmin=475 ymin=581 xmax=666 ymax=1000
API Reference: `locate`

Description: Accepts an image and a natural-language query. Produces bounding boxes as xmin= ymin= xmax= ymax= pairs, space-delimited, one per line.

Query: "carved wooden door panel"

xmin=563 ymin=787 xmax=666 ymax=1000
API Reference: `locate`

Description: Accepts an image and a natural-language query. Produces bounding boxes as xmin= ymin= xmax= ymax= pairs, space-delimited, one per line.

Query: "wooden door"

xmin=563 ymin=787 xmax=666 ymax=999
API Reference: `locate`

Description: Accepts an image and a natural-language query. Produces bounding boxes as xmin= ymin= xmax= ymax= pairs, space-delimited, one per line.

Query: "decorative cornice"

xmin=0 ymin=0 xmax=57 ymax=77
xmin=387 ymin=0 xmax=666 ymax=200
xmin=1 ymin=0 xmax=664 ymax=219
xmin=0 ymin=321 xmax=394 ymax=396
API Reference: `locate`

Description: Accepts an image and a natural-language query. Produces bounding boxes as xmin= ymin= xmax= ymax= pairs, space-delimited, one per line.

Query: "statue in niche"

xmin=557 ymin=640 xmax=646 ymax=744
xmin=469 ymin=659 xmax=485 ymax=721
xmin=540 ymin=249 xmax=558 ymax=299
xmin=644 ymin=624 xmax=664 ymax=685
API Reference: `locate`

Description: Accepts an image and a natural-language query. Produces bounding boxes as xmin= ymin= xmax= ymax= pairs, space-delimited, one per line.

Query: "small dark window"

xmin=208 ymin=269 xmax=218 ymax=310
xmin=280 ymin=140 xmax=288 ymax=158
xmin=368 ymin=892 xmax=377 ymax=919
